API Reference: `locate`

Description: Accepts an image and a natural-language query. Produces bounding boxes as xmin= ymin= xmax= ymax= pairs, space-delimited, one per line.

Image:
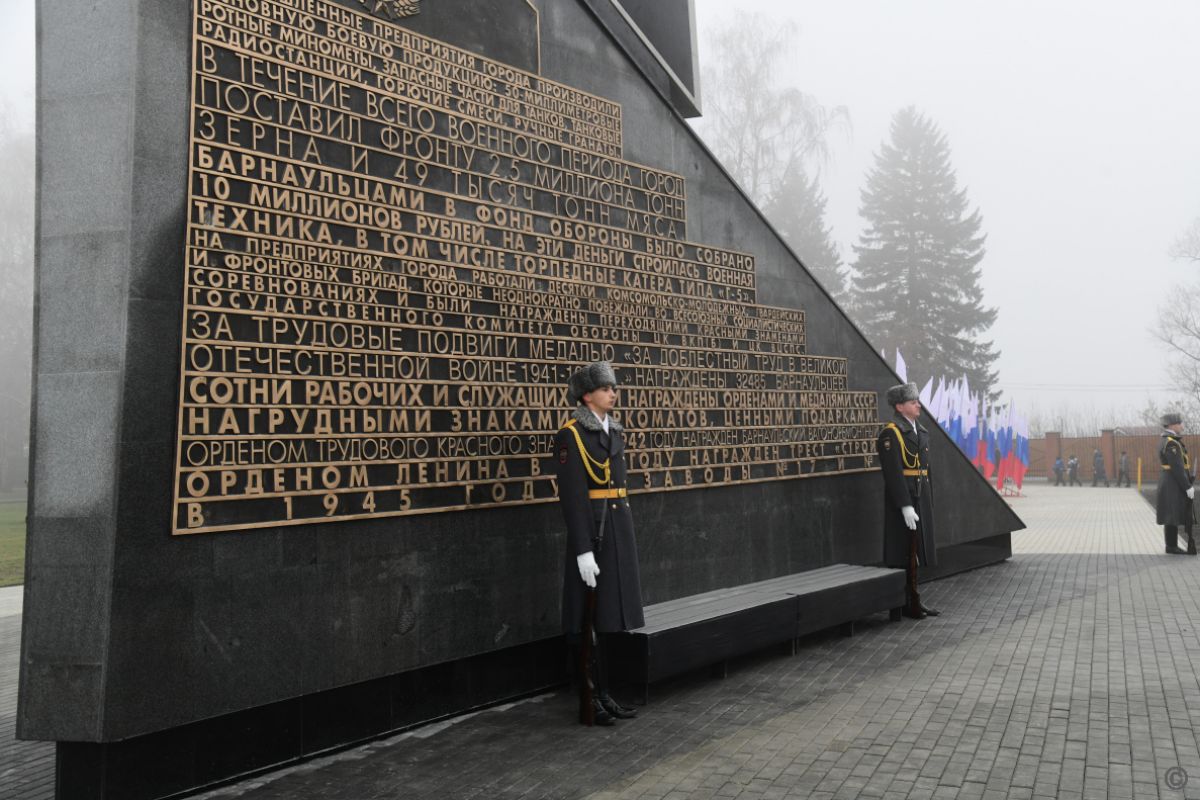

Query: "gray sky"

xmin=2 ymin=1 xmax=1198 ymax=424
xmin=0 ymin=0 xmax=33 ymax=127
xmin=694 ymin=0 xmax=1200 ymax=422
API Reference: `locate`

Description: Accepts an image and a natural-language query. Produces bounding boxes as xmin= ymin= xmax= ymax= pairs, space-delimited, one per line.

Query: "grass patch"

xmin=0 ymin=501 xmax=27 ymax=587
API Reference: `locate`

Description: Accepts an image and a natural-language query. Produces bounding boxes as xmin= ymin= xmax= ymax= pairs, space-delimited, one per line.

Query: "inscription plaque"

xmin=174 ymin=0 xmax=878 ymax=533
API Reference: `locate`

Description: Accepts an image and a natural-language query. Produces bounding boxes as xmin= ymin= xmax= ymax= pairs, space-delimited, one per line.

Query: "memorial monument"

xmin=21 ymin=1 xmax=1024 ymax=797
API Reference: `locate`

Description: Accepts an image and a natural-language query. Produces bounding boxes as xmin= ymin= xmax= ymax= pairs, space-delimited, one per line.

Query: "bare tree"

xmin=1151 ymin=282 xmax=1200 ymax=414
xmin=689 ymin=14 xmax=849 ymax=207
xmin=1145 ymin=214 xmax=1200 ymax=425
xmin=1137 ymin=397 xmax=1200 ymax=430
xmin=1025 ymin=404 xmax=1136 ymax=438
xmin=1170 ymin=216 xmax=1200 ymax=264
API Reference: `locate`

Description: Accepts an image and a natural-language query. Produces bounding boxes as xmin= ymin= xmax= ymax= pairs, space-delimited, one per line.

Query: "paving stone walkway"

xmin=8 ymin=482 xmax=1200 ymax=799
xmin=1 ymin=584 xmax=53 ymax=800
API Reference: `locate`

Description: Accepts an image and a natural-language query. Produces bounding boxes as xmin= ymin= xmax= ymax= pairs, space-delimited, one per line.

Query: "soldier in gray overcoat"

xmin=1157 ymin=411 xmax=1195 ymax=555
xmin=554 ymin=361 xmax=644 ymax=724
xmin=876 ymin=382 xmax=939 ymax=619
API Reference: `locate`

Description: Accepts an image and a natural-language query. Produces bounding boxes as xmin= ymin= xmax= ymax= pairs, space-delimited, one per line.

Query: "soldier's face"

xmin=585 ymin=385 xmax=617 ymax=415
xmin=896 ymin=399 xmax=921 ymax=421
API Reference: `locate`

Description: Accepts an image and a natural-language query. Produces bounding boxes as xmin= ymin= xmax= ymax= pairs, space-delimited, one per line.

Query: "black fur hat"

xmin=1162 ymin=411 xmax=1184 ymax=427
xmin=567 ymin=361 xmax=618 ymax=405
xmin=885 ymin=382 xmax=919 ymax=407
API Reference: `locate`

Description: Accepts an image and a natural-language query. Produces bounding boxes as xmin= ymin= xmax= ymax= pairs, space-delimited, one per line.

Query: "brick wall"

xmin=1032 ymin=431 xmax=1197 ymax=485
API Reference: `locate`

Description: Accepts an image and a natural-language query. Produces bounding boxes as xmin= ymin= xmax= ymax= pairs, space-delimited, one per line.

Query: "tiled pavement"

xmin=8 ymin=483 xmax=1200 ymax=799
xmin=2 ymin=584 xmax=53 ymax=800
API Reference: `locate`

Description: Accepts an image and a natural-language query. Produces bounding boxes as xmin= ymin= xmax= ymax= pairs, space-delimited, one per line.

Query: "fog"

xmin=691 ymin=0 xmax=1200 ymax=423
xmin=0 ymin=0 xmax=32 ymax=123
xmin=0 ymin=0 xmax=33 ymax=491
xmin=1 ymin=1 xmax=1197 ymax=445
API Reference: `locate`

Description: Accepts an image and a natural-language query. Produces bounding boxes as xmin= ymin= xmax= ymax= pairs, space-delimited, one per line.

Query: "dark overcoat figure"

xmin=1156 ymin=432 xmax=1192 ymax=527
xmin=1092 ymin=450 xmax=1108 ymax=487
xmin=555 ymin=405 xmax=645 ymax=635
xmin=876 ymin=414 xmax=938 ymax=569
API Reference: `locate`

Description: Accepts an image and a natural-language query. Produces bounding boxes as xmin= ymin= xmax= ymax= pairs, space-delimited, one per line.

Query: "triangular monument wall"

xmin=22 ymin=1 xmax=1023 ymax=796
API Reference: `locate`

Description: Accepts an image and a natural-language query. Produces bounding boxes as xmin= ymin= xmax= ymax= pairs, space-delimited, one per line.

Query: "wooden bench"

xmin=610 ymin=564 xmax=906 ymax=701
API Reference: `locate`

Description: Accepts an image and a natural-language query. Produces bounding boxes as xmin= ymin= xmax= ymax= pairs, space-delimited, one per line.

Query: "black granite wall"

xmin=22 ymin=0 xmax=1022 ymax=784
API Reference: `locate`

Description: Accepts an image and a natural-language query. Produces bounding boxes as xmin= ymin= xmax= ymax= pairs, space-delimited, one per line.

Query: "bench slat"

xmin=637 ymin=565 xmax=899 ymax=628
xmin=612 ymin=563 xmax=907 ymax=693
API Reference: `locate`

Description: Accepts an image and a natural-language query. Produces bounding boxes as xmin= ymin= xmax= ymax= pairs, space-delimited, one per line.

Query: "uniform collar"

xmin=573 ymin=405 xmax=623 ymax=434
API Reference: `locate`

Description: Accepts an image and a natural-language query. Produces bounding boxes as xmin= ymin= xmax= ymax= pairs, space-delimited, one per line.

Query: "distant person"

xmin=1053 ymin=456 xmax=1065 ymax=486
xmin=1067 ymin=455 xmax=1082 ymax=486
xmin=1092 ymin=449 xmax=1109 ymax=487
xmin=1117 ymin=450 xmax=1132 ymax=488
xmin=1157 ymin=412 xmax=1195 ymax=555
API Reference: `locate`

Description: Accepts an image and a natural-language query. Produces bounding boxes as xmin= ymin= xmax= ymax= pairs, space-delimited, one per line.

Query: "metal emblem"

xmin=356 ymin=0 xmax=421 ymax=20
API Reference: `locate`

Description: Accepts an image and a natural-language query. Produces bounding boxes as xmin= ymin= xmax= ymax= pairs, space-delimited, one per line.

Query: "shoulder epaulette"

xmin=883 ymin=422 xmax=919 ymax=468
xmin=561 ymin=417 xmax=610 ymax=484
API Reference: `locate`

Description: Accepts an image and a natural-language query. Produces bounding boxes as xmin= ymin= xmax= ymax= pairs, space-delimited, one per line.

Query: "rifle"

xmin=1190 ymin=474 xmax=1197 ymax=553
xmin=578 ymin=484 xmax=611 ymax=726
xmin=579 ymin=587 xmax=597 ymax=725
xmin=908 ymin=528 xmax=921 ymax=615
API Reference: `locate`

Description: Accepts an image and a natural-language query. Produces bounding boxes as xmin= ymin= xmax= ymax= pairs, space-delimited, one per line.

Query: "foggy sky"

xmin=0 ymin=0 xmax=33 ymax=127
xmin=2 ymin=1 xmax=1198 ymax=425
xmin=693 ymin=0 xmax=1200 ymax=423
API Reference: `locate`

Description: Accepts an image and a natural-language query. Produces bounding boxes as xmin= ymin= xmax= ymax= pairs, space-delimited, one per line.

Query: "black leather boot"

xmin=584 ymin=698 xmax=616 ymax=726
xmin=598 ymin=692 xmax=638 ymax=719
xmin=1166 ymin=527 xmax=1182 ymax=554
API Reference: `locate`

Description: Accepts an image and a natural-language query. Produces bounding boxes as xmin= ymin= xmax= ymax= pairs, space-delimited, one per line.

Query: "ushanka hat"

xmin=567 ymin=361 xmax=618 ymax=405
xmin=885 ymin=382 xmax=920 ymax=407
xmin=1162 ymin=411 xmax=1184 ymax=427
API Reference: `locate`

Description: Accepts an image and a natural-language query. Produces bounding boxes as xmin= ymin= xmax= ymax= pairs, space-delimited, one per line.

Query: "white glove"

xmin=1188 ymin=487 xmax=1195 ymax=501
xmin=576 ymin=551 xmax=600 ymax=588
xmin=901 ymin=506 xmax=920 ymax=530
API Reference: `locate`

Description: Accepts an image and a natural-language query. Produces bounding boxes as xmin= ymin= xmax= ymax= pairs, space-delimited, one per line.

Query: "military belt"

xmin=902 ymin=469 xmax=929 ymax=477
xmin=589 ymin=488 xmax=627 ymax=499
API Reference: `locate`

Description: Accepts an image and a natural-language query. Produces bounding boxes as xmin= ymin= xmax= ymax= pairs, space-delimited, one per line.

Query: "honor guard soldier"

xmin=876 ymin=382 xmax=939 ymax=618
xmin=554 ymin=361 xmax=644 ymax=726
xmin=1157 ymin=412 xmax=1195 ymax=555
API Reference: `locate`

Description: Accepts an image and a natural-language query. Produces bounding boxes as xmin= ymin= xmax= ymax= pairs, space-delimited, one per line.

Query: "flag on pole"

xmin=899 ymin=369 xmax=1028 ymax=495
xmin=932 ymin=378 xmax=947 ymax=425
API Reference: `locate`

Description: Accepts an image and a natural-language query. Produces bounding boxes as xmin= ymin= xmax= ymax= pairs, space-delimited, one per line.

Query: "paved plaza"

xmin=7 ymin=482 xmax=1200 ymax=799
xmin=1 ymin=583 xmax=52 ymax=798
